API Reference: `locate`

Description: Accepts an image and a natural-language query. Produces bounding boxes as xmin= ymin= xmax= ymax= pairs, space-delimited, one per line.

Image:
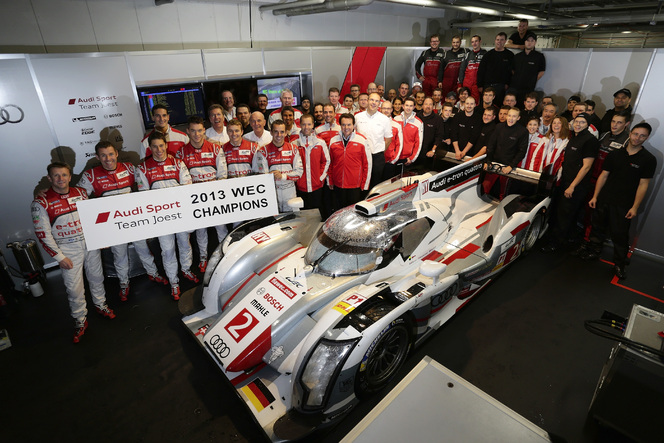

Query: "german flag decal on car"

xmin=240 ymin=379 xmax=275 ymax=412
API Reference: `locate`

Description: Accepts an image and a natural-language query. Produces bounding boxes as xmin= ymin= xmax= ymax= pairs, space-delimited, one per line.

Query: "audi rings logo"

xmin=208 ymin=335 xmax=230 ymax=358
xmin=0 ymin=104 xmax=24 ymax=125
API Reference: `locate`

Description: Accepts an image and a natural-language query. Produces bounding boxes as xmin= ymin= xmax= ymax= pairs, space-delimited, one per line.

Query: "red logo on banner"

xmin=68 ymin=98 xmax=76 ymax=105
xmin=224 ymin=308 xmax=260 ymax=343
xmin=95 ymin=212 xmax=111 ymax=224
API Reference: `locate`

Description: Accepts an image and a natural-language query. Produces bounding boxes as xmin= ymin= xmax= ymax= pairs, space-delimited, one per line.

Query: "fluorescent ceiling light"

xmin=513 ymin=14 xmax=538 ymax=20
xmin=461 ymin=6 xmax=500 ymax=15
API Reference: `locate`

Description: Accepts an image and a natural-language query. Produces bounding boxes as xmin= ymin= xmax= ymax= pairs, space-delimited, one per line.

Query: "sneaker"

xmin=171 ymin=285 xmax=181 ymax=301
xmin=119 ymin=285 xmax=130 ymax=302
xmin=182 ymin=270 xmax=200 ymax=283
xmin=614 ymin=265 xmax=626 ymax=280
xmin=199 ymin=258 xmax=208 ymax=274
xmin=95 ymin=304 xmax=116 ymax=320
xmin=73 ymin=319 xmax=88 ymax=343
xmin=148 ymin=274 xmax=168 ymax=285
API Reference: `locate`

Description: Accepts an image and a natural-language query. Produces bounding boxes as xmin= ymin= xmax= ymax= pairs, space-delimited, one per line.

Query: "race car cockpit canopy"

xmin=305 ymin=202 xmax=423 ymax=276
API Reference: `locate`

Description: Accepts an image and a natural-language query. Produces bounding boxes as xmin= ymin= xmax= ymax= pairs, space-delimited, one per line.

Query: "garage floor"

xmin=1 ymin=241 xmax=662 ymax=443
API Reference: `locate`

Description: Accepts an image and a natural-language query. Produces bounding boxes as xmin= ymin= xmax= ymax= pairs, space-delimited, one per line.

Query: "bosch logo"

xmin=208 ymin=335 xmax=231 ymax=358
xmin=0 ymin=104 xmax=24 ymax=125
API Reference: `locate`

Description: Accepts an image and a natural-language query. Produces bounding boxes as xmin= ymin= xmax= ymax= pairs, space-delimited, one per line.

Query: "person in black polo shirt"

xmin=510 ymin=33 xmax=546 ymax=105
xmin=578 ymin=122 xmax=657 ymax=279
xmin=541 ymin=113 xmax=599 ymax=252
xmin=506 ymin=19 xmax=530 ymax=50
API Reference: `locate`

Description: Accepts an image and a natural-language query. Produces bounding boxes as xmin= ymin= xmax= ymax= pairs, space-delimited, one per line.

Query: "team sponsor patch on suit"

xmin=240 ymin=378 xmax=276 ymax=412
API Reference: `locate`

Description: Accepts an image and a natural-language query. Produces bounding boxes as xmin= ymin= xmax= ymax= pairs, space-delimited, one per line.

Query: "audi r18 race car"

xmin=179 ymin=155 xmax=552 ymax=441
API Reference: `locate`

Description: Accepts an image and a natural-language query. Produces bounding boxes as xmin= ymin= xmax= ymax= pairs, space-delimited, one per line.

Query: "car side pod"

xmin=419 ymin=261 xmax=448 ymax=285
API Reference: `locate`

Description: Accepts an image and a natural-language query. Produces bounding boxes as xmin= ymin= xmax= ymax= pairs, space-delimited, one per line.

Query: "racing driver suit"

xmin=141 ymin=125 xmax=189 ymax=158
xmin=255 ymin=141 xmax=303 ymax=212
xmin=415 ymin=47 xmax=445 ymax=97
xmin=441 ymin=47 xmax=469 ymax=96
xmin=32 ymin=187 xmax=108 ymax=324
xmin=177 ymin=140 xmax=229 ymax=267
xmin=135 ymin=155 xmax=193 ymax=288
xmin=78 ymin=162 xmax=162 ymax=292
xmin=458 ymin=48 xmax=487 ymax=104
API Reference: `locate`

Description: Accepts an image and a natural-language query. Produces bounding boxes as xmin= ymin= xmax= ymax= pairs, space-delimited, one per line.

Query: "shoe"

xmin=182 ymin=270 xmax=200 ymax=283
xmin=171 ymin=285 xmax=181 ymax=301
xmin=570 ymin=244 xmax=587 ymax=257
xmin=119 ymin=284 xmax=130 ymax=302
xmin=540 ymin=243 xmax=558 ymax=253
xmin=614 ymin=265 xmax=626 ymax=280
xmin=199 ymin=258 xmax=208 ymax=274
xmin=148 ymin=274 xmax=168 ymax=285
xmin=73 ymin=319 xmax=88 ymax=343
xmin=95 ymin=304 xmax=116 ymax=319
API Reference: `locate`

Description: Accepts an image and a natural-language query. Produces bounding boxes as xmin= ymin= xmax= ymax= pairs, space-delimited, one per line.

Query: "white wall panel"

xmin=0 ymin=57 xmax=68 ymax=268
xmin=580 ymin=49 xmax=652 ymax=116
xmin=311 ymin=48 xmax=351 ymax=102
xmin=87 ymin=1 xmax=142 ymax=47
xmin=384 ymin=47 xmax=419 ymax=91
xmin=203 ymin=50 xmax=264 ymax=78
xmin=176 ymin=1 xmax=218 ymax=48
xmin=134 ymin=0 xmax=183 ymax=49
xmin=538 ymin=50 xmax=591 ymax=110
xmin=127 ymin=51 xmax=205 ymax=84
xmin=0 ymin=2 xmax=45 ymax=48
xmin=31 ymin=0 xmax=97 ymax=48
xmin=213 ymin=3 xmax=248 ymax=43
xmin=630 ymin=48 xmax=664 ymax=258
xmin=263 ymin=49 xmax=311 ymax=73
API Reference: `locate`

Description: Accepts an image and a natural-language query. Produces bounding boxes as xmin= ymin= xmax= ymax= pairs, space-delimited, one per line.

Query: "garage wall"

xmin=0 ymin=0 xmax=443 ymax=53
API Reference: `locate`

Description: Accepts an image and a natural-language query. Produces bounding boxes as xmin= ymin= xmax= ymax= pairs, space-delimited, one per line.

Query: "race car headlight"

xmin=203 ymin=245 xmax=223 ymax=285
xmin=300 ymin=338 xmax=357 ymax=409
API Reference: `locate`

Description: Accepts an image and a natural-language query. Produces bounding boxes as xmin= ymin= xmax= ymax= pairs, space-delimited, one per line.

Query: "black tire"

xmin=355 ymin=317 xmax=411 ymax=397
xmin=523 ymin=213 xmax=544 ymax=252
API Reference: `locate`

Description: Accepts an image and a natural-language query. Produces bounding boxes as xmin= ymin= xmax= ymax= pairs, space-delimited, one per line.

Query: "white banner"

xmin=76 ymin=175 xmax=279 ymax=250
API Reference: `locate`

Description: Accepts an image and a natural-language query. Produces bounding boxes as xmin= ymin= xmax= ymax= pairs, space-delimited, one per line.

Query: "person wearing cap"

xmin=600 ymin=88 xmax=633 ymax=135
xmin=541 ymin=112 xmax=599 ymax=253
xmin=415 ymin=34 xmax=446 ymax=97
xmin=560 ymin=95 xmax=580 ymax=121
xmin=411 ymin=82 xmax=423 ymax=98
xmin=506 ymin=18 xmax=530 ymax=50
xmin=510 ymin=32 xmax=545 ymax=105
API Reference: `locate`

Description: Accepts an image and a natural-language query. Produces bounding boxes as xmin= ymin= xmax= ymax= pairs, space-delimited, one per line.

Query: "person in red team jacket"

xmin=328 ymin=113 xmax=373 ymax=208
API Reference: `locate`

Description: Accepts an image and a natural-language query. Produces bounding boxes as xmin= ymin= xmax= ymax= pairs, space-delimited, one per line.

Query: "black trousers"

xmin=370 ymin=152 xmax=386 ymax=190
xmin=297 ymin=188 xmax=323 ymax=213
xmin=335 ymin=187 xmax=362 ymax=210
xmin=588 ymin=202 xmax=631 ymax=268
xmin=552 ymin=184 xmax=588 ymax=245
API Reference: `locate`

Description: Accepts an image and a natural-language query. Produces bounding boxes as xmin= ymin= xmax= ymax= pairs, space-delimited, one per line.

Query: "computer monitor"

xmin=256 ymin=76 xmax=301 ymax=110
xmin=137 ymin=83 xmax=206 ymax=129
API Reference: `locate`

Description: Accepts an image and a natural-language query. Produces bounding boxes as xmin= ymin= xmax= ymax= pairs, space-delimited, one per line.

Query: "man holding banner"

xmin=78 ymin=141 xmax=169 ymax=302
xmin=177 ymin=116 xmax=228 ymax=273
xmin=136 ymin=133 xmax=194 ymax=300
xmin=32 ymin=162 xmax=116 ymax=343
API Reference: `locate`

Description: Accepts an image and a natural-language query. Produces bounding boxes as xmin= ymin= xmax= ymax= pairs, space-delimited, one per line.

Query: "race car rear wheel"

xmin=523 ymin=213 xmax=544 ymax=252
xmin=355 ymin=317 xmax=411 ymax=397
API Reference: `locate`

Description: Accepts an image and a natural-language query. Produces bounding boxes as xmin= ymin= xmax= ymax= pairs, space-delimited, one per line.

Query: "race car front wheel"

xmin=523 ymin=213 xmax=544 ymax=252
xmin=355 ymin=317 xmax=411 ymax=397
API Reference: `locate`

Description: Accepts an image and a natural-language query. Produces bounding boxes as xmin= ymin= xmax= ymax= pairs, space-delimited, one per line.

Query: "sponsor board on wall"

xmin=76 ymin=175 xmax=279 ymax=250
xmin=29 ymin=55 xmax=144 ymax=172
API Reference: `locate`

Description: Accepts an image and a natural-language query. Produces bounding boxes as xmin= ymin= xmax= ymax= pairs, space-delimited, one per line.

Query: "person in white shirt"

xmin=355 ymin=93 xmax=393 ymax=188
xmin=221 ymin=90 xmax=236 ymax=122
xmin=205 ymin=104 xmax=229 ymax=145
xmin=244 ymin=111 xmax=273 ymax=147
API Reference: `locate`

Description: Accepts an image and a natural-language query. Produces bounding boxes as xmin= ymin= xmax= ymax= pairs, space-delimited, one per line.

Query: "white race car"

xmin=179 ymin=156 xmax=551 ymax=441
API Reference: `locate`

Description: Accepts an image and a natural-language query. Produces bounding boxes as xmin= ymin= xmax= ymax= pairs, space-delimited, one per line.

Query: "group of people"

xmin=33 ymin=24 xmax=656 ymax=342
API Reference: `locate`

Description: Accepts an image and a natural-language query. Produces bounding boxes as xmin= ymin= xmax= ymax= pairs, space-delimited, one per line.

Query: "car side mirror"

xmin=288 ymin=197 xmax=304 ymax=212
xmin=419 ymin=260 xmax=448 ymax=285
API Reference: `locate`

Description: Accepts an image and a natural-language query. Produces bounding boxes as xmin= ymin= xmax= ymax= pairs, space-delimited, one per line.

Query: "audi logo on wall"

xmin=0 ymin=104 xmax=24 ymax=125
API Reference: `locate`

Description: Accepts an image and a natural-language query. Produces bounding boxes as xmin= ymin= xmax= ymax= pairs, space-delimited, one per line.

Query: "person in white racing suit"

xmin=254 ymin=120 xmax=304 ymax=212
xmin=32 ymin=162 xmax=116 ymax=343
xmin=176 ymin=116 xmax=229 ymax=273
xmin=77 ymin=141 xmax=168 ymax=302
xmin=135 ymin=133 xmax=194 ymax=300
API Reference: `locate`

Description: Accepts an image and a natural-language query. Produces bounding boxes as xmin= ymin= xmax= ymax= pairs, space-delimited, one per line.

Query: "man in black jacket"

xmin=477 ymin=32 xmax=513 ymax=105
xmin=542 ymin=113 xmax=599 ymax=252
xmin=599 ymin=88 xmax=633 ymax=134
xmin=451 ymin=96 xmax=482 ymax=160
xmin=417 ymin=97 xmax=444 ymax=166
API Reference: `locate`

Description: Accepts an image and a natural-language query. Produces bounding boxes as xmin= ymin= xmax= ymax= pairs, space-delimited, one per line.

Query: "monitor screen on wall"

xmin=257 ymin=76 xmax=301 ymax=109
xmin=138 ymin=83 xmax=206 ymax=129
